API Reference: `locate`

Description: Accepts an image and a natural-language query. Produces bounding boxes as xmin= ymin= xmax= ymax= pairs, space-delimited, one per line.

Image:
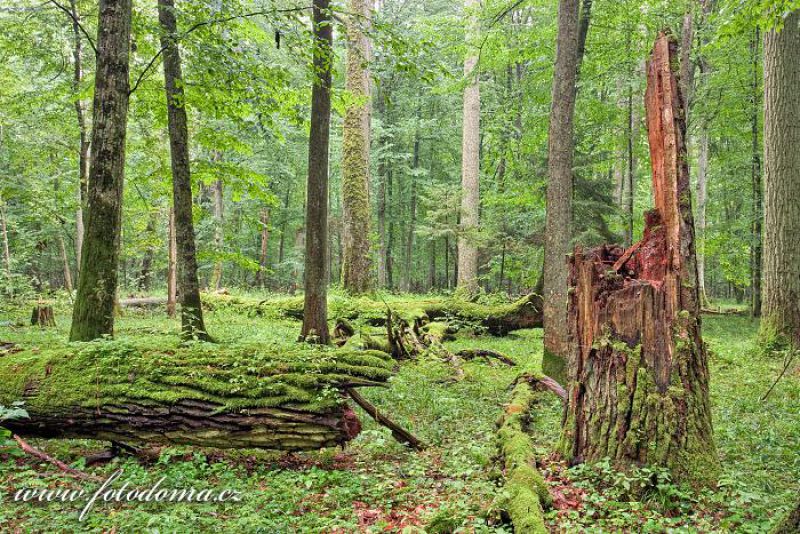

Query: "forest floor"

xmin=0 ymin=293 xmax=797 ymax=533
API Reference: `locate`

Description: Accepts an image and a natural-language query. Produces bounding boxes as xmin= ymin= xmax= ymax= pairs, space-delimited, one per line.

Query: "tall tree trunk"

xmin=70 ymin=0 xmax=90 ymax=280
xmin=341 ymin=0 xmax=373 ymax=294
xmin=750 ymin=28 xmax=762 ymax=318
xmin=278 ymin=179 xmax=291 ymax=265
xmin=158 ymin=0 xmax=212 ymax=342
xmin=376 ymin=85 xmax=389 ymax=289
xmin=762 ymin=10 xmax=800 ymax=345
xmin=167 ymin=207 xmax=177 ymax=318
xmin=403 ymin=133 xmax=419 ymax=292
xmin=255 ymin=207 xmax=270 ymax=288
xmin=428 ymin=240 xmax=436 ymax=291
xmin=211 ymin=177 xmax=224 ymax=291
xmin=69 ymin=0 xmax=132 ymax=342
xmin=696 ymin=128 xmax=710 ymax=306
xmin=138 ymin=213 xmax=157 ymax=291
xmin=542 ymin=0 xmax=581 ymax=381
xmin=0 ymin=197 xmax=10 ymax=280
xmin=560 ymin=33 xmax=718 ymax=484
xmin=457 ymin=0 xmax=480 ymax=294
xmin=386 ymin=168 xmax=394 ymax=290
xmin=58 ymin=234 xmax=73 ymax=292
xmin=301 ymin=0 xmax=332 ymax=344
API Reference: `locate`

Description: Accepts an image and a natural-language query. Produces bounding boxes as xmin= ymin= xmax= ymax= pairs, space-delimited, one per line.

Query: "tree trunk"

xmin=428 ymin=240 xmax=436 ymax=291
xmin=341 ymin=0 xmax=373 ymax=295
xmin=301 ymin=0 xmax=332 ymax=344
xmin=542 ymin=0 xmax=581 ymax=381
xmin=386 ymin=168 xmax=395 ymax=290
xmin=211 ymin=177 xmax=224 ymax=291
xmin=457 ymin=0 xmax=480 ymax=295
xmin=696 ymin=128 xmax=709 ymax=306
xmin=158 ymin=0 xmax=212 ymax=341
xmin=559 ymin=33 xmax=718 ymax=485
xmin=58 ymin=234 xmax=73 ymax=292
xmin=0 ymin=345 xmax=394 ymax=451
xmin=376 ymin=83 xmax=389 ymax=289
xmin=762 ymin=11 xmax=800 ymax=345
xmin=70 ymin=0 xmax=90 ymax=280
xmin=255 ymin=207 xmax=270 ymax=288
xmin=69 ymin=0 xmax=131 ymax=342
xmin=138 ymin=213 xmax=157 ymax=291
xmin=0 ymin=197 xmax=10 ymax=279
xmin=403 ymin=134 xmax=419 ymax=292
xmin=750 ymin=28 xmax=762 ymax=318
xmin=167 ymin=207 xmax=177 ymax=318
xmin=278 ymin=179 xmax=291 ymax=265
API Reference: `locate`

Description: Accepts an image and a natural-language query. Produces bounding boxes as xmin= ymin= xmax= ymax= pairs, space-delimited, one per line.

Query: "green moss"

xmin=0 ymin=339 xmax=394 ymax=415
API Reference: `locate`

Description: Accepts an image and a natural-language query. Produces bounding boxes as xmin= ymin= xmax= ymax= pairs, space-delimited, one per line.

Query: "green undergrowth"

xmin=0 ymin=296 xmax=797 ymax=532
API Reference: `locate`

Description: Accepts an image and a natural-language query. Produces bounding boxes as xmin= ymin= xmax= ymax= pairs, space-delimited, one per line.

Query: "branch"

xmin=13 ymin=434 xmax=101 ymax=482
xmin=49 ymin=0 xmax=97 ymax=55
xmin=129 ymin=6 xmax=312 ymax=96
xmin=346 ymin=388 xmax=425 ymax=450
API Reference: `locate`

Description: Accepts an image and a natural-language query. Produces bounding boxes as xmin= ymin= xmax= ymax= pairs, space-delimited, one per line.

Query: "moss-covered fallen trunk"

xmin=204 ymin=293 xmax=542 ymax=335
xmin=0 ymin=340 xmax=393 ymax=451
xmin=495 ymin=376 xmax=553 ymax=534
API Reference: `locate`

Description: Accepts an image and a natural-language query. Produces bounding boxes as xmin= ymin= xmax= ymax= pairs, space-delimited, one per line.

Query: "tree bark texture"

xmin=211 ymin=177 xmax=224 ymax=291
xmin=167 ymin=207 xmax=177 ymax=318
xmin=0 ymin=344 xmax=394 ymax=451
xmin=750 ymin=29 xmax=762 ymax=317
xmin=559 ymin=33 xmax=718 ymax=485
xmin=341 ymin=0 xmax=373 ymax=295
xmin=69 ymin=0 xmax=132 ymax=342
xmin=762 ymin=11 xmax=800 ymax=345
xmin=301 ymin=0 xmax=333 ymax=344
xmin=158 ymin=0 xmax=211 ymax=341
xmin=70 ymin=0 xmax=90 ymax=279
xmin=457 ymin=0 xmax=480 ymax=295
xmin=255 ymin=207 xmax=270 ymax=287
xmin=542 ymin=0 xmax=580 ymax=381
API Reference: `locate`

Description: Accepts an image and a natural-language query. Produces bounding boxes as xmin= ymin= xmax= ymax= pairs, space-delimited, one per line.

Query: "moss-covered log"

xmin=559 ymin=33 xmax=718 ymax=485
xmin=204 ymin=293 xmax=542 ymax=335
xmin=770 ymin=495 xmax=800 ymax=534
xmin=0 ymin=340 xmax=393 ymax=451
xmin=495 ymin=376 xmax=552 ymax=534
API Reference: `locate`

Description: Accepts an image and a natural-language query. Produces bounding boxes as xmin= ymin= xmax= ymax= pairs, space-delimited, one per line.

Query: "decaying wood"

xmin=515 ymin=373 xmax=567 ymax=402
xmin=30 ymin=305 xmax=55 ymax=327
xmin=559 ymin=32 xmax=718 ymax=485
xmin=346 ymin=388 xmax=424 ymax=450
xmin=456 ymin=348 xmax=516 ymax=367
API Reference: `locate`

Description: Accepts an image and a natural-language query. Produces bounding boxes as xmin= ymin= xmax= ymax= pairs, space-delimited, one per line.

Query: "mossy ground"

xmin=0 ymin=293 xmax=797 ymax=532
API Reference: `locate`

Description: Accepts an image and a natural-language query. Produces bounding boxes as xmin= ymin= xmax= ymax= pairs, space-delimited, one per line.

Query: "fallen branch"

xmin=517 ymin=373 xmax=567 ymax=402
xmin=761 ymin=348 xmax=797 ymax=402
xmin=345 ymin=388 xmax=425 ymax=450
xmin=13 ymin=434 xmax=101 ymax=482
xmin=456 ymin=348 xmax=516 ymax=367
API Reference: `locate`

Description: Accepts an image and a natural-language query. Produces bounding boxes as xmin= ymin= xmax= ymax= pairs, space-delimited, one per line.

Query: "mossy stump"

xmin=558 ymin=32 xmax=718 ymax=485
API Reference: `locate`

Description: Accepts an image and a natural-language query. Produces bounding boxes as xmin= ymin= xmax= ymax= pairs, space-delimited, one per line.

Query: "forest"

xmin=0 ymin=0 xmax=798 ymax=531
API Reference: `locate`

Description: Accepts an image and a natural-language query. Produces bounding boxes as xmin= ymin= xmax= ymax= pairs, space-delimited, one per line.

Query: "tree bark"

xmin=542 ymin=0 xmax=581 ymax=381
xmin=211 ymin=177 xmax=224 ymax=291
xmin=301 ymin=0 xmax=333 ymax=344
xmin=138 ymin=213 xmax=157 ymax=291
xmin=341 ymin=0 xmax=373 ymax=295
xmin=457 ymin=0 xmax=480 ymax=295
xmin=750 ymin=28 xmax=762 ymax=318
xmin=255 ymin=207 xmax=271 ymax=287
xmin=167 ymin=207 xmax=177 ymax=318
xmin=696 ymin=128 xmax=709 ymax=305
xmin=0 ymin=345 xmax=395 ymax=451
xmin=70 ymin=0 xmax=90 ymax=280
xmin=158 ymin=0 xmax=212 ymax=341
xmin=559 ymin=33 xmax=718 ymax=485
xmin=69 ymin=0 xmax=131 ymax=342
xmin=58 ymin=234 xmax=73 ymax=292
xmin=762 ymin=11 xmax=800 ymax=345
xmin=0 ymin=197 xmax=10 ymax=279
xmin=403 ymin=133 xmax=419 ymax=292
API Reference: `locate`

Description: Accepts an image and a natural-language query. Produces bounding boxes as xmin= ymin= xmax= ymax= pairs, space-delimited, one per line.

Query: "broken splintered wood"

xmin=30 ymin=305 xmax=55 ymax=327
xmin=559 ymin=31 xmax=718 ymax=485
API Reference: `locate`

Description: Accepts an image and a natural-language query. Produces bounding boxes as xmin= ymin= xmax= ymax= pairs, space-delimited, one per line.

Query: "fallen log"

xmin=456 ymin=348 xmax=516 ymax=367
xmin=495 ymin=376 xmax=553 ymax=534
xmin=0 ymin=340 xmax=393 ymax=451
xmin=559 ymin=32 xmax=718 ymax=485
xmin=204 ymin=293 xmax=543 ymax=334
xmin=770 ymin=495 xmax=800 ymax=534
xmin=119 ymin=297 xmax=168 ymax=308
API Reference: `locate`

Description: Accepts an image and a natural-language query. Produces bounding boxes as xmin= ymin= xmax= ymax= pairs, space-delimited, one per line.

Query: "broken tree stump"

xmin=558 ymin=32 xmax=718 ymax=485
xmin=30 ymin=304 xmax=55 ymax=327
